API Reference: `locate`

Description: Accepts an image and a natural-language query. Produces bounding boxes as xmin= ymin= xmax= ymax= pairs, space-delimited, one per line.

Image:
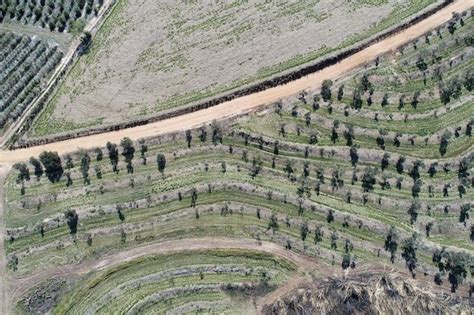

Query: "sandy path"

xmin=1 ymin=0 xmax=472 ymax=164
xmin=10 ymin=237 xmax=317 ymax=301
xmin=0 ymin=166 xmax=10 ymax=315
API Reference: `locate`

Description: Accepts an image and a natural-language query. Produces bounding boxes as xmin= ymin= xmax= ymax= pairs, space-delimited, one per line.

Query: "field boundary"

xmin=9 ymin=0 xmax=457 ymax=149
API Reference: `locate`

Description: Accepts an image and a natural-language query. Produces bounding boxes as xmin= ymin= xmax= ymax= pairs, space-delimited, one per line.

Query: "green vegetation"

xmin=0 ymin=31 xmax=63 ymax=131
xmin=5 ymin=10 xmax=473 ymax=314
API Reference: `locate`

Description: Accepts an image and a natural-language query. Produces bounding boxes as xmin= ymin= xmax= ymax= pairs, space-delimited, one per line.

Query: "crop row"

xmin=0 ymin=0 xmax=103 ymax=32
xmin=0 ymin=32 xmax=63 ymax=129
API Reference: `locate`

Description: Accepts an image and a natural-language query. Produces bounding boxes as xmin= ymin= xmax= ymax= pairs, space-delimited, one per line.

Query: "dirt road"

xmin=0 ymin=0 xmax=472 ymax=164
xmin=11 ymin=238 xmax=318 ymax=301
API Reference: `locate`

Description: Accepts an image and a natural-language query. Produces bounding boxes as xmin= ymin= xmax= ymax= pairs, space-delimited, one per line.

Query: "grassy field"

xmin=4 ymin=10 xmax=473 ymax=314
xmin=27 ymin=0 xmax=443 ymax=137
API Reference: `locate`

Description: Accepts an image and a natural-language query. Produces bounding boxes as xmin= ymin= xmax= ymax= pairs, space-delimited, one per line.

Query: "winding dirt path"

xmin=0 ymin=0 xmax=472 ymax=164
xmin=10 ymin=238 xmax=318 ymax=302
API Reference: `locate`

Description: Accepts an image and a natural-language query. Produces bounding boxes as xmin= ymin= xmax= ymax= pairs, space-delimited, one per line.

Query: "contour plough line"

xmin=11 ymin=238 xmax=316 ymax=301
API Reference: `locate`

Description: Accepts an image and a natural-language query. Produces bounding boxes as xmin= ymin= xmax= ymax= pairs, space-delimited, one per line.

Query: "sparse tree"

xmin=314 ymin=226 xmax=323 ymax=244
xmin=337 ymin=85 xmax=344 ymax=101
xmin=268 ymin=214 xmax=279 ymax=234
xmin=361 ymin=168 xmax=376 ymax=192
xmin=321 ymin=80 xmax=333 ymax=102
xmin=121 ymin=137 xmax=135 ymax=173
xmin=459 ymin=204 xmax=470 ymax=226
xmin=64 ymin=210 xmax=79 ymax=235
xmin=106 ymin=142 xmax=119 ymax=173
xmin=381 ymin=93 xmax=389 ymax=107
xmin=13 ymin=163 xmax=30 ymax=182
xmin=401 ymin=233 xmax=418 ymax=278
xmin=140 ymin=142 xmax=148 ymax=165
xmin=30 ymin=157 xmax=43 ymax=181
xmin=80 ymin=151 xmax=91 ymax=185
xmin=191 ymin=188 xmax=198 ymax=208
xmin=185 ymin=130 xmax=192 ymax=148
xmin=39 ymin=151 xmax=63 ymax=183
xmin=384 ymin=226 xmax=398 ymax=263
xmin=408 ymin=201 xmax=420 ymax=224
xmin=439 ymin=131 xmax=452 ymax=156
xmin=381 ymin=153 xmax=390 ymax=171
xmin=300 ymin=222 xmax=309 ymax=241
xmin=342 ymin=252 xmax=351 ymax=270
xmin=95 ymin=148 xmax=103 ymax=161
xmin=330 ymin=230 xmax=339 ymax=250
xmin=343 ymin=125 xmax=355 ymax=146
xmin=327 ymin=209 xmax=334 ymax=223
xmin=156 ymin=154 xmax=166 ymax=174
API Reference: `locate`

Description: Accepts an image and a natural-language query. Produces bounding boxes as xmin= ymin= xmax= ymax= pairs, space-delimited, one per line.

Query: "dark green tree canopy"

xmin=39 ymin=151 xmax=63 ymax=183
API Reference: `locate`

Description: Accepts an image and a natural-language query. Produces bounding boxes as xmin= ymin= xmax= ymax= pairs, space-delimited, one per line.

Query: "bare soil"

xmin=38 ymin=0 xmax=437 ymax=132
xmin=1 ymin=0 xmax=471 ymax=164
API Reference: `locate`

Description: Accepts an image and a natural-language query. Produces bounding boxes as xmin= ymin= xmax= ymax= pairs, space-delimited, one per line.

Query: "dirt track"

xmin=1 ymin=0 xmax=472 ymax=164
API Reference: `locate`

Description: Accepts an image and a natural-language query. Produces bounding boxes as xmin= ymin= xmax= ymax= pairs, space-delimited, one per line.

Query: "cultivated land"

xmin=29 ymin=0 xmax=446 ymax=137
xmin=0 ymin=31 xmax=63 ymax=133
xmin=0 ymin=1 xmax=473 ymax=314
xmin=0 ymin=0 xmax=107 ymax=139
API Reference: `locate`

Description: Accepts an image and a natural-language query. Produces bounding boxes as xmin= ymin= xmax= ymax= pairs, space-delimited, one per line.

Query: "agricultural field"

xmin=2 ymin=12 xmax=473 ymax=313
xmin=28 ymin=0 xmax=445 ymax=137
xmin=0 ymin=31 xmax=63 ymax=133
xmin=0 ymin=0 xmax=109 ymax=143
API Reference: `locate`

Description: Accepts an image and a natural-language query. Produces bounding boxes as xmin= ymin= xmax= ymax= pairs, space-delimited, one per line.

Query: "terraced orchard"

xmin=0 ymin=31 xmax=63 ymax=131
xmin=0 ymin=0 xmax=103 ymax=32
xmin=4 ymin=9 xmax=473 ymax=314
